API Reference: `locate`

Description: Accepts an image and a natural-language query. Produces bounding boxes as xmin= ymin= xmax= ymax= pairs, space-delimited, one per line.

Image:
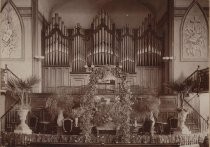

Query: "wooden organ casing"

xmin=42 ymin=14 xmax=70 ymax=92
xmin=42 ymin=12 xmax=163 ymax=93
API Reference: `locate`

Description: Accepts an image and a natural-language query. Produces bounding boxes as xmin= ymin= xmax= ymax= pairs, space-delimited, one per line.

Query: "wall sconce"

xmin=162 ymin=56 xmax=174 ymax=60
xmin=34 ymin=56 xmax=45 ymax=60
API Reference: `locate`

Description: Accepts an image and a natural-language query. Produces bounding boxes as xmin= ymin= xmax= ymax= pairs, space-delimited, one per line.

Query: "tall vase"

xmin=75 ymin=117 xmax=78 ymax=127
xmin=57 ymin=109 xmax=64 ymax=127
xmin=14 ymin=108 xmax=32 ymax=134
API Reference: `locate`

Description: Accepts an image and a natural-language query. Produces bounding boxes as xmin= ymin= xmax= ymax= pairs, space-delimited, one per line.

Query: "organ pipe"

xmin=120 ymin=25 xmax=135 ymax=73
xmin=136 ymin=14 xmax=162 ymax=67
xmin=43 ymin=13 xmax=69 ymax=67
xmin=43 ymin=11 xmax=163 ymax=74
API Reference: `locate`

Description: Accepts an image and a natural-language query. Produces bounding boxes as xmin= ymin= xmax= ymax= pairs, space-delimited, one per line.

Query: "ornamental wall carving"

xmin=181 ymin=1 xmax=208 ymax=61
xmin=0 ymin=1 xmax=24 ymax=60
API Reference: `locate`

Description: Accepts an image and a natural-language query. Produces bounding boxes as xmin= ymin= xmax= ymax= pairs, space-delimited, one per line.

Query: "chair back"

xmin=169 ymin=118 xmax=178 ymax=129
xmin=63 ymin=118 xmax=73 ymax=133
xmin=29 ymin=115 xmax=38 ymax=132
xmin=143 ymin=120 xmax=152 ymax=133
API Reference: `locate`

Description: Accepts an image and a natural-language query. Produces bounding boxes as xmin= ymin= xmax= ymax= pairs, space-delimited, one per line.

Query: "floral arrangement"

xmin=132 ymin=95 xmax=160 ymax=121
xmin=45 ymin=93 xmax=83 ymax=121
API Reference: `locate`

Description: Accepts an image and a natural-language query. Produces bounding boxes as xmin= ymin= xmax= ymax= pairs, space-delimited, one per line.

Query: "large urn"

xmin=174 ymin=108 xmax=191 ymax=135
xmin=14 ymin=108 xmax=32 ymax=134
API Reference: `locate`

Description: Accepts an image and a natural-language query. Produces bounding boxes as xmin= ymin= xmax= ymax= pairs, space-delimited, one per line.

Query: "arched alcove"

xmin=180 ymin=1 xmax=208 ymax=61
xmin=0 ymin=0 xmax=25 ymax=60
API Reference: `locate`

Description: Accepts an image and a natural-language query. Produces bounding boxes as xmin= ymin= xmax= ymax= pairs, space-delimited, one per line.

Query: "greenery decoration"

xmin=132 ymin=95 xmax=160 ymax=121
xmin=79 ymin=66 xmax=132 ymax=143
xmin=45 ymin=93 xmax=83 ymax=121
xmin=2 ymin=132 xmax=206 ymax=145
xmin=132 ymin=95 xmax=160 ymax=135
xmin=6 ymin=76 xmax=39 ymax=110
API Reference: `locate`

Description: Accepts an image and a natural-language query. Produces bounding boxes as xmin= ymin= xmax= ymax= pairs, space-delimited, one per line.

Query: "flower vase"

xmin=14 ymin=108 xmax=32 ymax=134
xmin=75 ymin=117 xmax=78 ymax=127
xmin=57 ymin=109 xmax=64 ymax=127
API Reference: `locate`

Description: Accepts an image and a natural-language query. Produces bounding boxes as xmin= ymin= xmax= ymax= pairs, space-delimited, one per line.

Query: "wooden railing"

xmin=43 ymin=85 xmax=160 ymax=96
xmin=0 ymin=65 xmax=20 ymax=132
xmin=183 ymin=67 xmax=209 ymax=133
xmin=184 ymin=66 xmax=209 ymax=93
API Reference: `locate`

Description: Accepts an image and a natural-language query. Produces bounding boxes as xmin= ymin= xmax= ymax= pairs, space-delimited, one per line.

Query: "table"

xmin=155 ymin=122 xmax=168 ymax=134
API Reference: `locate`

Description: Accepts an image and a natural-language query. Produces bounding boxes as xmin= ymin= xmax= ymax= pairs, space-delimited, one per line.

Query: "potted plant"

xmin=132 ymin=95 xmax=160 ymax=136
xmin=45 ymin=92 xmax=82 ymax=126
xmin=165 ymin=80 xmax=193 ymax=134
xmin=6 ymin=76 xmax=39 ymax=134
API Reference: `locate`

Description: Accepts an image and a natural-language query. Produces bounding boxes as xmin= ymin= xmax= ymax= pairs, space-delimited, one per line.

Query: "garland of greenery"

xmin=79 ymin=66 xmax=133 ymax=143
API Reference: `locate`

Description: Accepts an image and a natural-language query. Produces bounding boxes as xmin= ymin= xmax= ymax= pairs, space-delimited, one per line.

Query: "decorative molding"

xmin=17 ymin=7 xmax=32 ymax=17
xmin=0 ymin=0 xmax=25 ymax=60
xmin=180 ymin=1 xmax=208 ymax=62
xmin=174 ymin=7 xmax=187 ymax=17
xmin=175 ymin=7 xmax=209 ymax=18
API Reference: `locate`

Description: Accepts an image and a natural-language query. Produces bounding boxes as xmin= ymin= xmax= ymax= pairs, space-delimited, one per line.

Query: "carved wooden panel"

xmin=181 ymin=2 xmax=208 ymax=61
xmin=0 ymin=2 xmax=24 ymax=59
xmin=159 ymin=95 xmax=177 ymax=112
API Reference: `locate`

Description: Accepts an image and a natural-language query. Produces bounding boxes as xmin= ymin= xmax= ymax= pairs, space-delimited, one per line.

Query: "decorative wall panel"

xmin=181 ymin=2 xmax=208 ymax=61
xmin=0 ymin=2 xmax=24 ymax=59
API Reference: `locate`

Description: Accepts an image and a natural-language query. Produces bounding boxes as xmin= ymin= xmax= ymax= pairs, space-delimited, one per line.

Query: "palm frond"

xmin=165 ymin=79 xmax=194 ymax=95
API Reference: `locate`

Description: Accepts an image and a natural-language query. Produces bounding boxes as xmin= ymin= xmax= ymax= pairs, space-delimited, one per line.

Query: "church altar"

xmin=1 ymin=132 xmax=205 ymax=147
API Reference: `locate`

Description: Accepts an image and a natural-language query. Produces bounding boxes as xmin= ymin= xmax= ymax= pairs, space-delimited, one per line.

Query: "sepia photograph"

xmin=0 ymin=0 xmax=209 ymax=146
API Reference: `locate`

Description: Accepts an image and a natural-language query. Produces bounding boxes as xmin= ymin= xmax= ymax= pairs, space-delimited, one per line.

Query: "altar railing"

xmin=1 ymin=132 xmax=206 ymax=146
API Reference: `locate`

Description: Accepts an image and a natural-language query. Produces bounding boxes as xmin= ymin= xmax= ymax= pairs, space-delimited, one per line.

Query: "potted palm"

xmin=165 ymin=80 xmax=193 ymax=134
xmin=6 ymin=76 xmax=39 ymax=134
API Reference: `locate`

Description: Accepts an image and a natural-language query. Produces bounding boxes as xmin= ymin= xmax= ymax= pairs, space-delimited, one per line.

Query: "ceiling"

xmin=38 ymin=0 xmax=168 ymax=28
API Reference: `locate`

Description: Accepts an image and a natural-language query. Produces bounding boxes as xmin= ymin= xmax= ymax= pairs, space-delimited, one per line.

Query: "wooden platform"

xmin=28 ymin=143 xmax=180 ymax=147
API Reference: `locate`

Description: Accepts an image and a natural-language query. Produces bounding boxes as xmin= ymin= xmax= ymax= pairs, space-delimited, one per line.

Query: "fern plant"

xmin=165 ymin=80 xmax=193 ymax=112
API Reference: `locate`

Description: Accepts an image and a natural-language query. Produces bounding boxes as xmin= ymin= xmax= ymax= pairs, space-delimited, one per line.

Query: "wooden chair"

xmin=169 ymin=117 xmax=178 ymax=134
xmin=28 ymin=115 xmax=39 ymax=133
xmin=62 ymin=118 xmax=73 ymax=134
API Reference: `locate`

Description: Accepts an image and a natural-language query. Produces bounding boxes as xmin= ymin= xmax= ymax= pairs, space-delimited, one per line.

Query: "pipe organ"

xmin=136 ymin=14 xmax=162 ymax=66
xmin=42 ymin=14 xmax=70 ymax=92
xmin=91 ymin=11 xmax=116 ymax=66
xmin=120 ymin=25 xmax=135 ymax=73
xmin=44 ymin=13 xmax=69 ymax=66
xmin=71 ymin=24 xmax=86 ymax=73
xmin=42 ymin=12 xmax=163 ymax=92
